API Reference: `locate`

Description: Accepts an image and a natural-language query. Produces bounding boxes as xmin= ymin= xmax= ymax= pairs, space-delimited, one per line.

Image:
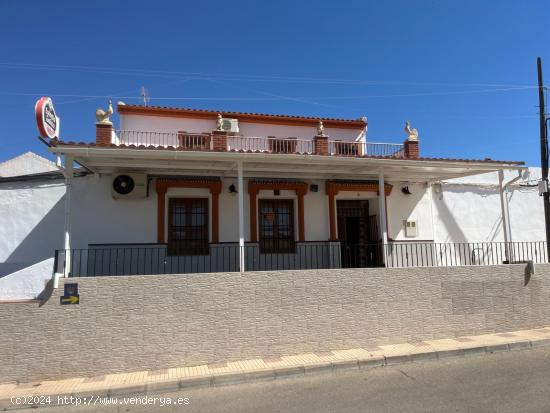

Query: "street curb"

xmin=0 ymin=337 xmax=548 ymax=410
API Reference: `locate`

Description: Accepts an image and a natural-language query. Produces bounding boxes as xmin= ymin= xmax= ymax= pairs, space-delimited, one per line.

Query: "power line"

xmin=0 ymin=86 xmax=537 ymax=102
xmin=0 ymin=61 xmax=536 ymax=88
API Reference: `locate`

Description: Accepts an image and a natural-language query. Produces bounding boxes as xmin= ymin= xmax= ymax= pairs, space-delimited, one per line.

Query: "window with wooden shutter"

xmin=168 ymin=198 xmax=209 ymax=255
xmin=259 ymin=199 xmax=295 ymax=253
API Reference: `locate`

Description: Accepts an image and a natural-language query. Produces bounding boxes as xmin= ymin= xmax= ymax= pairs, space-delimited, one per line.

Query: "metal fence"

xmin=383 ymin=241 xmax=548 ymax=267
xmin=54 ymin=241 xmax=548 ymax=277
xmin=55 ymin=242 xmax=342 ymax=277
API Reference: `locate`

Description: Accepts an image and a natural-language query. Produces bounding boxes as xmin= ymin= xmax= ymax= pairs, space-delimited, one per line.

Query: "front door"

xmin=337 ymin=200 xmax=381 ymax=268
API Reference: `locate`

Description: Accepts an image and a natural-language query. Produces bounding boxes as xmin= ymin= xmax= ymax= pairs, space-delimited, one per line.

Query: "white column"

xmin=498 ymin=170 xmax=511 ymax=261
xmin=63 ymin=156 xmax=73 ymax=277
xmin=378 ymin=171 xmax=388 ymax=265
xmin=237 ymin=161 xmax=245 ymax=272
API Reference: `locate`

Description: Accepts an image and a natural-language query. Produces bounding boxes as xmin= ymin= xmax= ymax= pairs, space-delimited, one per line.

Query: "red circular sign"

xmin=35 ymin=97 xmax=59 ymax=139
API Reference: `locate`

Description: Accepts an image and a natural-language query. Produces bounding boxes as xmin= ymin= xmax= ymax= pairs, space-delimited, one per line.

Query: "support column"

xmin=378 ymin=171 xmax=388 ymax=265
xmin=328 ymin=193 xmax=337 ymax=241
xmin=211 ymin=190 xmax=220 ymax=243
xmin=156 ymin=183 xmax=167 ymax=243
xmin=499 ymin=170 xmax=511 ymax=262
xmin=297 ymin=189 xmax=306 ymax=242
xmin=237 ymin=161 xmax=245 ymax=272
xmin=63 ymin=156 xmax=73 ymax=277
xmin=249 ymin=189 xmax=258 ymax=242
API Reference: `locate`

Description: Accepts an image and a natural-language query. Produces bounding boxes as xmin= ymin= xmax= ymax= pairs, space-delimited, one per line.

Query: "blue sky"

xmin=0 ymin=0 xmax=548 ymax=165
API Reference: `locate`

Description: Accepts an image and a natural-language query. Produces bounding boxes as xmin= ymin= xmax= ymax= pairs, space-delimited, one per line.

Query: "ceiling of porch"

xmin=49 ymin=146 xmax=526 ymax=183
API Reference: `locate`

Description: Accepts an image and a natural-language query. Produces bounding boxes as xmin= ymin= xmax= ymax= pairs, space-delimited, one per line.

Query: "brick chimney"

xmin=314 ymin=134 xmax=329 ymax=155
xmin=96 ymin=123 xmax=113 ymax=146
xmin=211 ymin=130 xmax=228 ymax=151
xmin=403 ymin=121 xmax=419 ymax=159
xmin=404 ymin=139 xmax=419 ymax=159
xmin=313 ymin=120 xmax=329 ymax=155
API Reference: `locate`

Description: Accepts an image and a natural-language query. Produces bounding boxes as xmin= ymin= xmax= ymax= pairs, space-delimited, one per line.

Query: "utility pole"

xmin=537 ymin=57 xmax=550 ymax=258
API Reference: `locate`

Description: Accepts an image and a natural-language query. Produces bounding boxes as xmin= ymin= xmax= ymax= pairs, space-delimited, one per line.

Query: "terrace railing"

xmin=383 ymin=241 xmax=548 ymax=267
xmin=328 ymin=141 xmax=404 ymax=157
xmin=117 ymin=130 xmax=211 ymax=149
xmin=114 ymin=130 xmax=405 ymax=158
xmin=54 ymin=242 xmax=342 ymax=277
xmin=54 ymin=241 xmax=548 ymax=277
xmin=227 ymin=136 xmax=315 ymax=154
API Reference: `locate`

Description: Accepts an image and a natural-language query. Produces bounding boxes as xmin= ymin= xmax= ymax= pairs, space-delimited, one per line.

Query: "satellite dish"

xmin=113 ymin=175 xmax=135 ymax=195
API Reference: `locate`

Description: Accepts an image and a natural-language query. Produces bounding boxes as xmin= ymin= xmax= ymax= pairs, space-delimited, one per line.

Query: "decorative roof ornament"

xmin=216 ymin=114 xmax=224 ymax=131
xmin=404 ymin=120 xmax=419 ymax=141
xmin=317 ymin=120 xmax=325 ymax=136
xmin=96 ymin=100 xmax=113 ymax=124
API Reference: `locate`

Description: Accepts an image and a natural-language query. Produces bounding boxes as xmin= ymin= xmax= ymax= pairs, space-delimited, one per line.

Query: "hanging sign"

xmin=35 ymin=97 xmax=60 ymax=139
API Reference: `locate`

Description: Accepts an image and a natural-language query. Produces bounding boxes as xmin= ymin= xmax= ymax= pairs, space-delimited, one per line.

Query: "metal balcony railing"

xmin=114 ymin=130 xmax=405 ymax=158
xmin=227 ymin=136 xmax=314 ymax=154
xmin=329 ymin=141 xmax=405 ymax=157
xmin=54 ymin=241 xmax=548 ymax=277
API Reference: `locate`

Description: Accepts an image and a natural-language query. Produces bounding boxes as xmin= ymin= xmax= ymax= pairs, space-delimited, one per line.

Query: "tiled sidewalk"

xmin=1 ymin=327 xmax=550 ymax=409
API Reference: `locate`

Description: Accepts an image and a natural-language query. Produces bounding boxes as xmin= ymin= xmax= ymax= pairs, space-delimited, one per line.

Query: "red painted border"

xmin=35 ymin=97 xmax=57 ymax=139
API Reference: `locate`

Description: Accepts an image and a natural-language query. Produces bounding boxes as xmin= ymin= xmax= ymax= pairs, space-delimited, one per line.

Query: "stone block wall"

xmin=0 ymin=264 xmax=548 ymax=383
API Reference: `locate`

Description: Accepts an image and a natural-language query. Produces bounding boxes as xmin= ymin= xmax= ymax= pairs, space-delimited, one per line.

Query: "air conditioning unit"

xmin=404 ymin=220 xmax=418 ymax=237
xmin=221 ymin=118 xmax=239 ymax=133
xmin=111 ymin=173 xmax=147 ymax=199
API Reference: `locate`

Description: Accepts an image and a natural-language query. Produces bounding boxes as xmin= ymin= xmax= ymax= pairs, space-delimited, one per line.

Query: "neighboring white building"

xmin=0 ymin=104 xmax=544 ymax=298
xmin=0 ymin=151 xmax=58 ymax=177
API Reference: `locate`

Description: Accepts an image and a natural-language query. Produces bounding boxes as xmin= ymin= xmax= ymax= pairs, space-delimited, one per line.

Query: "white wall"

xmin=70 ymin=175 xmax=157 ymax=248
xmin=120 ymin=114 xmax=363 ymax=142
xmin=387 ymin=183 xmax=434 ymax=241
xmin=0 ymin=178 xmax=65 ymax=275
xmin=0 ymin=258 xmax=53 ymax=299
xmin=432 ymin=168 xmax=544 ymax=243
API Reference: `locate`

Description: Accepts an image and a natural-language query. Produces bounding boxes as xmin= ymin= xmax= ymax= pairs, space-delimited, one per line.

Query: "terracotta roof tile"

xmin=117 ymin=104 xmax=366 ymax=128
xmin=50 ymin=140 xmax=524 ymax=166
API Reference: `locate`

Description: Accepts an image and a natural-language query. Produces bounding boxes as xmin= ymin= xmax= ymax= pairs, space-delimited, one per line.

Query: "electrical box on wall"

xmin=404 ymin=220 xmax=418 ymax=237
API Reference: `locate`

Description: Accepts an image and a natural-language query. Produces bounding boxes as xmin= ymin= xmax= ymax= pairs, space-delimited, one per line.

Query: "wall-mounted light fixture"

xmin=228 ymin=184 xmax=237 ymax=194
xmin=401 ymin=186 xmax=412 ymax=195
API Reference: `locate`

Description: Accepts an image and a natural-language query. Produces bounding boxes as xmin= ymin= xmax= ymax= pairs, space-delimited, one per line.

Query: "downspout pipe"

xmin=52 ymin=155 xmax=74 ymax=288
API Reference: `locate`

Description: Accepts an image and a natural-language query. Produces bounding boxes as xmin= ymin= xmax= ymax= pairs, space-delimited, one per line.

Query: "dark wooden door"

xmin=337 ymin=200 xmax=369 ymax=268
xmin=336 ymin=200 xmax=382 ymax=268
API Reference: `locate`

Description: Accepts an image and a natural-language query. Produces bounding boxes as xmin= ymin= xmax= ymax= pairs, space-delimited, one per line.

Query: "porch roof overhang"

xmin=48 ymin=145 xmax=526 ymax=182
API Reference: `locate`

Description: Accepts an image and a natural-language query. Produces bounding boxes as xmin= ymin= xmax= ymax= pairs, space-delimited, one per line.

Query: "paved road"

xmin=14 ymin=347 xmax=550 ymax=412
